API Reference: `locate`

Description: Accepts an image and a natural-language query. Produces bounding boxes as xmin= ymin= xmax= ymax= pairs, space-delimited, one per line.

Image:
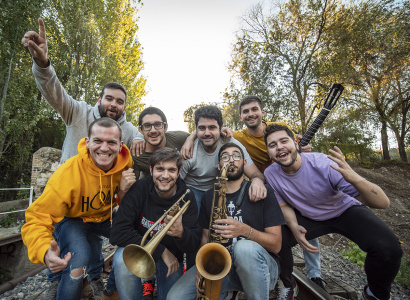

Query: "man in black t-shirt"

xmin=110 ymin=148 xmax=201 ymax=300
xmin=167 ymin=142 xmax=285 ymax=300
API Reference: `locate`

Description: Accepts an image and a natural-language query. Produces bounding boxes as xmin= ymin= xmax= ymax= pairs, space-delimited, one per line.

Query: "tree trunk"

xmin=380 ymin=121 xmax=390 ymax=160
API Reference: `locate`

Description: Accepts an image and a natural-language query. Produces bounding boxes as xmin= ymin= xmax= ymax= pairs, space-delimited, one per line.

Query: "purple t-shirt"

xmin=264 ymin=152 xmax=361 ymax=221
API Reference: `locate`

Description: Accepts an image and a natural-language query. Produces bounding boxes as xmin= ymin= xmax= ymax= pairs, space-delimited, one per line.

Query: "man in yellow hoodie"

xmin=21 ymin=117 xmax=133 ymax=300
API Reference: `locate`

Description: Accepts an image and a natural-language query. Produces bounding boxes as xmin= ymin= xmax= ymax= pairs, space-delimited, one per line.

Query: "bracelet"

xmin=246 ymin=226 xmax=253 ymax=240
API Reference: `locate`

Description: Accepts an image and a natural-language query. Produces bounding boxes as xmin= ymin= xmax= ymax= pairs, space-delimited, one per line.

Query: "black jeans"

xmin=279 ymin=205 xmax=402 ymax=300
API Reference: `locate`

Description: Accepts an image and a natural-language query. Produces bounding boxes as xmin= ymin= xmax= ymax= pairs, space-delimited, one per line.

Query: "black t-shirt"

xmin=199 ymin=181 xmax=285 ymax=258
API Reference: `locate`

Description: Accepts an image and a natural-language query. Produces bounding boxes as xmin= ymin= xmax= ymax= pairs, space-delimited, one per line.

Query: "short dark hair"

xmin=218 ymin=142 xmax=244 ymax=160
xmin=138 ymin=107 xmax=167 ymax=126
xmin=100 ymin=82 xmax=127 ymax=102
xmin=239 ymin=95 xmax=263 ymax=114
xmin=88 ymin=117 xmax=122 ymax=140
xmin=149 ymin=148 xmax=183 ymax=170
xmin=194 ymin=106 xmax=223 ymax=128
xmin=264 ymin=124 xmax=295 ymax=145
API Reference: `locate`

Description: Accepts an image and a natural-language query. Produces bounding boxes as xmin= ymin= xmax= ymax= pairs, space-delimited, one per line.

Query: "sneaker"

xmin=310 ymin=277 xmax=326 ymax=290
xmin=224 ymin=290 xmax=239 ymax=300
xmin=40 ymin=280 xmax=59 ymax=300
xmin=142 ymin=280 xmax=155 ymax=300
xmin=360 ymin=285 xmax=386 ymax=300
xmin=90 ymin=276 xmax=105 ymax=300
xmin=278 ymin=280 xmax=299 ymax=300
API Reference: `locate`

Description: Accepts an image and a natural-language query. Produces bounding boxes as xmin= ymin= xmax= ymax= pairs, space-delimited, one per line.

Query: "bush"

xmin=396 ymin=257 xmax=410 ymax=288
xmin=341 ymin=242 xmax=366 ymax=266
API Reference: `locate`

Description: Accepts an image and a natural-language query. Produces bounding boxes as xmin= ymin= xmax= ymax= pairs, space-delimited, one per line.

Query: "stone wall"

xmin=30 ymin=147 xmax=62 ymax=200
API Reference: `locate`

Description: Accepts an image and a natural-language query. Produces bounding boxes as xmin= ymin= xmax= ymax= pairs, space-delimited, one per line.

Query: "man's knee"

xmin=70 ymin=267 xmax=86 ymax=279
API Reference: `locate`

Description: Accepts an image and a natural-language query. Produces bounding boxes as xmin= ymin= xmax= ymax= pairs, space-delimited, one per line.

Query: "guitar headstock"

xmin=323 ymin=83 xmax=344 ymax=109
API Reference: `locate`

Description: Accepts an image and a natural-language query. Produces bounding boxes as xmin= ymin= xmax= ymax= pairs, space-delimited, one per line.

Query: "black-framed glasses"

xmin=140 ymin=122 xmax=167 ymax=131
xmin=220 ymin=154 xmax=242 ymax=162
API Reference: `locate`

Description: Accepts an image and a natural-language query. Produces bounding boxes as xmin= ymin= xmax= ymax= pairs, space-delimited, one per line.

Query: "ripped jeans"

xmin=52 ymin=217 xmax=111 ymax=300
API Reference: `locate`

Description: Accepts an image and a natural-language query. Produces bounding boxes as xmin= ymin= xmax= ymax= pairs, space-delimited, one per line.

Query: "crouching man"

xmin=167 ymin=142 xmax=285 ymax=300
xmin=21 ymin=118 xmax=134 ymax=300
xmin=110 ymin=148 xmax=201 ymax=300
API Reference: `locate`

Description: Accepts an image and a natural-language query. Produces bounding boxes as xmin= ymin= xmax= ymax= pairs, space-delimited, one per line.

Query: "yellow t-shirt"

xmin=233 ymin=121 xmax=290 ymax=173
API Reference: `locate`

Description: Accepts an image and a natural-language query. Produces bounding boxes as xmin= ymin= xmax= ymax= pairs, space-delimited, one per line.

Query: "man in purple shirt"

xmin=264 ymin=124 xmax=402 ymax=300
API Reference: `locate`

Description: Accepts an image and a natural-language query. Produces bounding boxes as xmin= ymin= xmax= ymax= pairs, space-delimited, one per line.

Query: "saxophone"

xmin=196 ymin=163 xmax=233 ymax=300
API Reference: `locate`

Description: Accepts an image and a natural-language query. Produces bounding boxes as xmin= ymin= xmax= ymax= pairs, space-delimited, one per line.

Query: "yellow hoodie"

xmin=21 ymin=138 xmax=133 ymax=265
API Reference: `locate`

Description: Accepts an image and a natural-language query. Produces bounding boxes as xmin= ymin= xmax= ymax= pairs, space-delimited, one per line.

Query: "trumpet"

xmin=123 ymin=189 xmax=190 ymax=279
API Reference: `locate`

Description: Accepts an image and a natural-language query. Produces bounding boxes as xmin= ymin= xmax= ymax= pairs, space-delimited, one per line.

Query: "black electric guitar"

xmin=299 ymin=83 xmax=344 ymax=147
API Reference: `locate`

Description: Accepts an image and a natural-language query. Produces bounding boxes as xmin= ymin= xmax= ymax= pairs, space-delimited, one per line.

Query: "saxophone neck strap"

xmin=235 ymin=180 xmax=250 ymax=209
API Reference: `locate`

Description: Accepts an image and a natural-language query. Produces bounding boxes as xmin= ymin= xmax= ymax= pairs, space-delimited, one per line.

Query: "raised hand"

xmin=44 ymin=240 xmax=71 ymax=273
xmin=118 ymin=168 xmax=136 ymax=199
xmin=21 ymin=18 xmax=48 ymax=68
xmin=328 ymin=146 xmax=361 ymax=184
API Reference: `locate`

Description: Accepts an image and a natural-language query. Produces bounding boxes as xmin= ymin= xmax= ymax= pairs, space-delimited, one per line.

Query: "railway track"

xmin=0 ymin=235 xmax=356 ymax=300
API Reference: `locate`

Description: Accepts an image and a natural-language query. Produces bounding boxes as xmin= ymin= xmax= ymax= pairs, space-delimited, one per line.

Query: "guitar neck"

xmin=299 ymin=108 xmax=330 ymax=147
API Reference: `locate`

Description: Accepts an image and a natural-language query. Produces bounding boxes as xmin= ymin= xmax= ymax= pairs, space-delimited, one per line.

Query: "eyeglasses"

xmin=140 ymin=122 xmax=167 ymax=131
xmin=220 ymin=154 xmax=242 ymax=162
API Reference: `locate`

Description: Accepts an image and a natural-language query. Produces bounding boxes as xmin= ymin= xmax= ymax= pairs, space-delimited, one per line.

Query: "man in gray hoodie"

xmin=22 ymin=18 xmax=144 ymax=164
xmin=22 ymin=18 xmax=141 ymax=299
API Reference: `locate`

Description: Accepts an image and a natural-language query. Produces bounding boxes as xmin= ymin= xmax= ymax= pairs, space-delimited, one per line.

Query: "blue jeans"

xmin=113 ymin=247 xmax=184 ymax=300
xmin=167 ymin=240 xmax=279 ymax=300
xmin=304 ymin=238 xmax=321 ymax=279
xmin=187 ymin=186 xmax=205 ymax=216
xmin=47 ymin=227 xmax=104 ymax=282
xmin=51 ymin=217 xmax=111 ymax=300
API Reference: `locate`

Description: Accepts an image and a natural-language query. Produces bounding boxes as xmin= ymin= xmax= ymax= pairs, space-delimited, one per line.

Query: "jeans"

xmin=304 ymin=238 xmax=321 ymax=279
xmin=113 ymin=247 xmax=184 ymax=300
xmin=279 ymin=205 xmax=403 ymax=300
xmin=187 ymin=186 xmax=205 ymax=216
xmin=167 ymin=240 xmax=279 ymax=300
xmin=52 ymin=217 xmax=111 ymax=300
xmin=185 ymin=186 xmax=203 ymax=270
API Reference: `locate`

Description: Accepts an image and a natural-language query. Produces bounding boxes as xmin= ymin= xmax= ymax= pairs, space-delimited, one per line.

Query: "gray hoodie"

xmin=32 ymin=62 xmax=143 ymax=164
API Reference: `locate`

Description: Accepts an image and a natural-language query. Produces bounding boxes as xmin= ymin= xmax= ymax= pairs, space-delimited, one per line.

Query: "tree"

xmin=226 ymin=0 xmax=340 ymax=134
xmin=322 ymin=0 xmax=410 ymax=161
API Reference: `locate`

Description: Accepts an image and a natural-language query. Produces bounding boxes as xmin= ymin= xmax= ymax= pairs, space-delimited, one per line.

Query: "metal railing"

xmin=0 ymin=187 xmax=34 ymax=216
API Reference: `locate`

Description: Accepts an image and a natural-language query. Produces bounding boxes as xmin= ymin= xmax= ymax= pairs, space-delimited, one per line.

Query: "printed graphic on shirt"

xmin=225 ymin=200 xmax=244 ymax=253
xmin=81 ymin=186 xmax=119 ymax=212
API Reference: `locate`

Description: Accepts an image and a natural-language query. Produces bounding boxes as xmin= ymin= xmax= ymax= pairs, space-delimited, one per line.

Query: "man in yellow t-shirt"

xmin=233 ymin=96 xmax=306 ymax=173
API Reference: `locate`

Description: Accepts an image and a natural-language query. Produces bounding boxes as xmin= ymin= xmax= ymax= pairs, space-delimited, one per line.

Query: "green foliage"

xmin=341 ymin=242 xmax=366 ymax=267
xmin=396 ymin=256 xmax=410 ymax=288
xmin=0 ymin=208 xmax=17 ymax=228
xmin=0 ymin=0 xmax=146 ymax=190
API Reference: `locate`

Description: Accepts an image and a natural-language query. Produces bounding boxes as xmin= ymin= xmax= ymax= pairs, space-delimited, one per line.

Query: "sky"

xmin=137 ymin=0 xmax=260 ymax=131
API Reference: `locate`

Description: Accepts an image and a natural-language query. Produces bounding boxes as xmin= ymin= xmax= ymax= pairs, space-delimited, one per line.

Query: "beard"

xmin=99 ymin=105 xmax=121 ymax=121
xmin=227 ymin=164 xmax=244 ymax=181
xmin=275 ymin=149 xmax=298 ymax=168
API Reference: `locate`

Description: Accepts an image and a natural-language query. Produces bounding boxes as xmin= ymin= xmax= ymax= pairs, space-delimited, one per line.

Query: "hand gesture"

xmin=164 ymin=214 xmax=184 ymax=238
xmin=328 ymin=146 xmax=361 ymax=184
xmin=118 ymin=168 xmax=136 ymax=199
xmin=161 ymin=248 xmax=180 ymax=277
xmin=21 ymin=18 xmax=49 ymax=68
xmin=213 ymin=218 xmax=247 ymax=239
xmin=44 ymin=240 xmax=72 ymax=273
xmin=130 ymin=139 xmax=145 ymax=157
xmin=291 ymin=225 xmax=319 ymax=253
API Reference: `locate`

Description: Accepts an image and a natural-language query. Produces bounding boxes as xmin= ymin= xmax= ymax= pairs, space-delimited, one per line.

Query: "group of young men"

xmin=21 ymin=18 xmax=402 ymax=300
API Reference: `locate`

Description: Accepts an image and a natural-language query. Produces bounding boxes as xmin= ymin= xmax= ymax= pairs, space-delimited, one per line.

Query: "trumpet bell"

xmin=123 ymin=244 xmax=156 ymax=279
xmin=196 ymin=242 xmax=232 ymax=280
